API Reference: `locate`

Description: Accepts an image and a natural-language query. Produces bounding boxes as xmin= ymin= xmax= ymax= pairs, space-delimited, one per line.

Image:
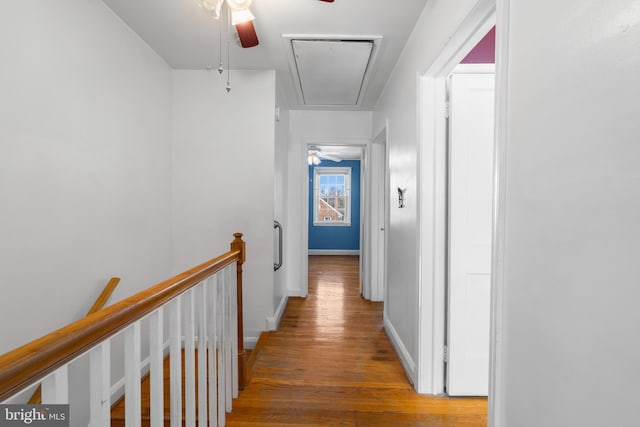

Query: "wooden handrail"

xmin=0 ymin=234 xmax=245 ymax=402
xmin=231 ymin=233 xmax=247 ymax=390
xmin=86 ymin=277 xmax=121 ymax=316
xmin=27 ymin=277 xmax=121 ymax=404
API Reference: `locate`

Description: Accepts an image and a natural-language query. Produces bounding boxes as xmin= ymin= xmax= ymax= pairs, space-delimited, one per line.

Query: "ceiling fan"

xmin=198 ymin=0 xmax=258 ymax=48
xmin=308 ymin=147 xmax=342 ymax=165
xmin=199 ymin=0 xmax=336 ymax=49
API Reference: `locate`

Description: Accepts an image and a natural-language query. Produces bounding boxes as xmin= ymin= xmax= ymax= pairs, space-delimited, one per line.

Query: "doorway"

xmin=301 ymin=139 xmax=387 ymax=303
xmin=416 ymin=2 xmax=496 ymax=395
xmin=445 ymin=63 xmax=495 ymax=396
xmin=307 ymin=146 xmax=362 ymax=255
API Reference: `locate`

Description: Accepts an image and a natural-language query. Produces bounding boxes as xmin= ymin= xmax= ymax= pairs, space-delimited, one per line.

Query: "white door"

xmin=362 ymin=137 xmax=386 ymax=302
xmin=371 ymin=138 xmax=386 ymax=302
xmin=446 ymin=65 xmax=495 ymax=396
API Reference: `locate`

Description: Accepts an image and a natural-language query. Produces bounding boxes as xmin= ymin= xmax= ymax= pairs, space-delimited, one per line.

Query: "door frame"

xmin=369 ymin=127 xmax=388 ymax=302
xmin=416 ymin=0 xmax=496 ymax=395
xmin=417 ymin=0 xmax=512 ymax=424
xmin=301 ymin=137 xmax=370 ymax=297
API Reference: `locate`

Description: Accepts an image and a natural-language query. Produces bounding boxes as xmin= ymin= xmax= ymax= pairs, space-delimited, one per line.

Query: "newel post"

xmin=230 ymin=233 xmax=247 ymax=390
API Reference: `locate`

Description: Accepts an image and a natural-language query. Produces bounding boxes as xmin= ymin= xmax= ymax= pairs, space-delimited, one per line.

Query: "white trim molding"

xmin=282 ymin=34 xmax=383 ymax=109
xmin=488 ymin=0 xmax=510 ymax=425
xmin=308 ymin=249 xmax=360 ymax=256
xmin=287 ymin=289 xmax=307 ymax=298
xmin=312 ymin=166 xmax=352 ymax=225
xmin=244 ymin=336 xmax=259 ymax=350
xmin=266 ymin=294 xmax=289 ymax=331
xmin=384 ymin=313 xmax=417 ymax=385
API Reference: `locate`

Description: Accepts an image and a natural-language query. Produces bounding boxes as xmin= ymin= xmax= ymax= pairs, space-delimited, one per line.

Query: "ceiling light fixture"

xmin=198 ymin=0 xmax=259 ymax=48
xmin=226 ymin=0 xmax=254 ymax=24
xmin=230 ymin=8 xmax=255 ymax=25
xmin=308 ymin=153 xmax=321 ymax=165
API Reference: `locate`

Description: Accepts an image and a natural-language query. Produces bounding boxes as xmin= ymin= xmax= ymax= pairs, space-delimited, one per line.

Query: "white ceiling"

xmin=102 ymin=0 xmax=428 ymax=110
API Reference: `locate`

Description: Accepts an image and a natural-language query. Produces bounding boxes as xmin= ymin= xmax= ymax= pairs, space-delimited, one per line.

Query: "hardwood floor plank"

xmin=112 ymin=255 xmax=486 ymax=426
xmin=226 ymin=255 xmax=487 ymax=426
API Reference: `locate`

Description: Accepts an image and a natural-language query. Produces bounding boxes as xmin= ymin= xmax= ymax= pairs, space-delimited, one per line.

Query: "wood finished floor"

xmin=226 ymin=255 xmax=487 ymax=426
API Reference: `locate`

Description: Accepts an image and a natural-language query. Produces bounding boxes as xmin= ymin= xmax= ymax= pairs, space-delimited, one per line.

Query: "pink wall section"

xmin=461 ymin=26 xmax=495 ymax=64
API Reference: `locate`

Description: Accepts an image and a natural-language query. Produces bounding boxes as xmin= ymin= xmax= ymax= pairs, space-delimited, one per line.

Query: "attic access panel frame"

xmin=283 ymin=34 xmax=382 ymax=108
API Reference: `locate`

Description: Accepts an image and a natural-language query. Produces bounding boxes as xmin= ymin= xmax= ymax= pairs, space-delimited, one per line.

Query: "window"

xmin=313 ymin=167 xmax=351 ymax=225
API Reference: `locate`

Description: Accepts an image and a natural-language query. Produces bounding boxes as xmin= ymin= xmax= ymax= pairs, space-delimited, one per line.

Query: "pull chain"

xmin=226 ymin=6 xmax=231 ymax=92
xmin=217 ymin=13 xmax=224 ymax=74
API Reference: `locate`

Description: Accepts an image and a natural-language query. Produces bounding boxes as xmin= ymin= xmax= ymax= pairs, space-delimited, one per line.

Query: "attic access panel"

xmin=292 ymin=39 xmax=374 ymax=106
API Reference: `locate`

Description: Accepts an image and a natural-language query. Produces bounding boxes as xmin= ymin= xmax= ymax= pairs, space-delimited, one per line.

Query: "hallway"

xmin=226 ymin=255 xmax=487 ymax=426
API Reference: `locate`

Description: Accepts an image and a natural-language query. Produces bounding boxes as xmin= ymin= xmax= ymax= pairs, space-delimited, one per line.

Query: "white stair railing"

xmin=0 ymin=233 xmax=246 ymax=427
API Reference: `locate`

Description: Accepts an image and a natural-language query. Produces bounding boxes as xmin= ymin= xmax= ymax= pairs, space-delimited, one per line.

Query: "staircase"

xmin=0 ymin=234 xmax=247 ymax=427
xmin=111 ymin=355 xmax=174 ymax=427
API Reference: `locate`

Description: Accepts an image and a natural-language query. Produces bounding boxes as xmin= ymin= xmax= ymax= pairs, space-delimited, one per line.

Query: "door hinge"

xmin=443 ymin=345 xmax=449 ymax=363
xmin=445 ymin=101 xmax=450 ymax=118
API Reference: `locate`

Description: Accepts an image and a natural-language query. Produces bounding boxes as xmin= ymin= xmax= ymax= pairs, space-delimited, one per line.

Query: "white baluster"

xmin=124 ymin=322 xmax=141 ymax=427
xmin=170 ymin=296 xmax=182 ymax=427
xmin=224 ymin=268 xmax=233 ymax=413
xmin=208 ymin=275 xmax=219 ymax=427
xmin=89 ymin=341 xmax=110 ymax=427
xmin=230 ymin=264 xmax=239 ymax=399
xmin=150 ymin=308 xmax=164 ymax=427
xmin=217 ymin=272 xmax=226 ymax=427
xmin=185 ymin=289 xmax=196 ymax=427
xmin=197 ymin=282 xmax=209 ymax=425
xmin=41 ymin=365 xmax=69 ymax=404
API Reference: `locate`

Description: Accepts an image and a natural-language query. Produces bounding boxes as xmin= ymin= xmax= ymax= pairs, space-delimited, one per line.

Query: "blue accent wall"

xmin=308 ymin=160 xmax=360 ymax=250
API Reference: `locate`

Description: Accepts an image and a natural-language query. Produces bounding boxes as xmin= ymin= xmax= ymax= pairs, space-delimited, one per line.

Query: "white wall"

xmin=272 ymin=72 xmax=290 ymax=327
xmin=0 ymin=1 xmax=172 ymax=422
xmin=286 ymin=110 xmax=372 ymax=297
xmin=0 ymin=0 xmax=172 ymax=353
xmin=171 ymin=69 xmax=276 ymax=345
xmin=494 ymin=1 xmax=640 ymax=425
xmin=373 ymin=0 xmax=484 ymax=383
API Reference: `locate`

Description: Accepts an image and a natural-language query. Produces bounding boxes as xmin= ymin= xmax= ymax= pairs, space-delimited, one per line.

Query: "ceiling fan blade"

xmin=317 ymin=153 xmax=342 ymax=162
xmin=318 ymin=0 xmax=335 ymax=2
xmin=235 ymin=21 xmax=259 ymax=48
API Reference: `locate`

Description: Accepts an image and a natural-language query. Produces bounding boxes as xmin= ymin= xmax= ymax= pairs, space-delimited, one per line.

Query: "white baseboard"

xmin=266 ymin=294 xmax=289 ymax=331
xmin=308 ymin=249 xmax=360 ymax=256
xmin=244 ymin=336 xmax=259 ymax=349
xmin=384 ymin=313 xmax=417 ymax=385
xmin=287 ymin=289 xmax=306 ymax=298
